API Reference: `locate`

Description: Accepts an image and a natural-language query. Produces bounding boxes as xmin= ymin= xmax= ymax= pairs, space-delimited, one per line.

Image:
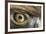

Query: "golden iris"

xmin=15 ymin=14 xmax=24 ymax=23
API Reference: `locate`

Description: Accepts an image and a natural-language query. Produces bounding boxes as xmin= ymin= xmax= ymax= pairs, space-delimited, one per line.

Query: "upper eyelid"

xmin=10 ymin=8 xmax=40 ymax=17
xmin=11 ymin=8 xmax=33 ymax=14
xmin=10 ymin=9 xmax=33 ymax=17
xmin=10 ymin=8 xmax=32 ymax=14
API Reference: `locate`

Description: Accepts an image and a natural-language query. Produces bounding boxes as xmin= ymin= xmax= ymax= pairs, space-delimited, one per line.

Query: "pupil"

xmin=18 ymin=16 xmax=22 ymax=19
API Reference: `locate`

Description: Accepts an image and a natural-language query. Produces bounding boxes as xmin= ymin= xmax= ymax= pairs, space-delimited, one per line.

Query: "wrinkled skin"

xmin=10 ymin=5 xmax=41 ymax=29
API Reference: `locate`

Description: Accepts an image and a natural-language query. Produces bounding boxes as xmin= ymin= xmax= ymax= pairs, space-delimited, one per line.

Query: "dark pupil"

xmin=18 ymin=16 xmax=22 ymax=19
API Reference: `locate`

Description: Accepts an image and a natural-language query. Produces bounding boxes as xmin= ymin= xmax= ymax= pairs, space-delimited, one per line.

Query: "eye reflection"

xmin=10 ymin=5 xmax=41 ymax=28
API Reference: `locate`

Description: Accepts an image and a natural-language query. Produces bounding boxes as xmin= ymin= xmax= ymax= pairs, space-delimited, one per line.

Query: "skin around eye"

xmin=14 ymin=14 xmax=30 ymax=26
xmin=10 ymin=13 xmax=32 ymax=26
